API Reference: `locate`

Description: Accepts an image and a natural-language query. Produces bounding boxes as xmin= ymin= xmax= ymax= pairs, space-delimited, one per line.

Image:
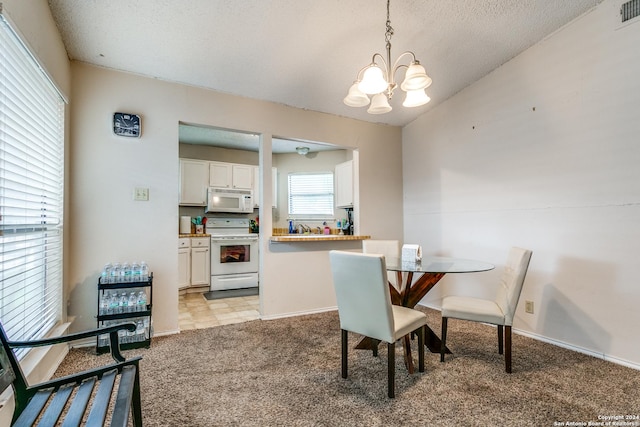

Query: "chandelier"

xmin=343 ymin=0 xmax=432 ymax=114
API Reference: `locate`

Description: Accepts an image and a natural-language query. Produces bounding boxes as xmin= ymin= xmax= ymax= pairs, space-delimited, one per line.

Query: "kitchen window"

xmin=287 ymin=172 xmax=334 ymax=217
xmin=0 ymin=12 xmax=65 ymax=356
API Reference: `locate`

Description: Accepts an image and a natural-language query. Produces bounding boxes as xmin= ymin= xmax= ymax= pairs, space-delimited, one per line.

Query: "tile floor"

xmin=178 ymin=292 xmax=260 ymax=330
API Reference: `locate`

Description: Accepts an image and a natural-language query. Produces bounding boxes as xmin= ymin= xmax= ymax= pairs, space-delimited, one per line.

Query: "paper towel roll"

xmin=180 ymin=216 xmax=191 ymax=234
xmin=402 ymin=244 xmax=422 ymax=263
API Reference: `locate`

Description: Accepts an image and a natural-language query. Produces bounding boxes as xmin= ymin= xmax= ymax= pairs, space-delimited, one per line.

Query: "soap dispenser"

xmin=288 ymin=220 xmax=294 ymax=234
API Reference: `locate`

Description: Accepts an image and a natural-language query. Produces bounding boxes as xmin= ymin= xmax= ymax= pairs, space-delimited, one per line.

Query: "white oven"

xmin=207 ymin=218 xmax=259 ymax=291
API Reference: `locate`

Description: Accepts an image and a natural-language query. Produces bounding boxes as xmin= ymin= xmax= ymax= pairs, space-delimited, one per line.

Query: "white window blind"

xmin=288 ymin=172 xmax=334 ymax=216
xmin=0 ymin=13 xmax=64 ymax=351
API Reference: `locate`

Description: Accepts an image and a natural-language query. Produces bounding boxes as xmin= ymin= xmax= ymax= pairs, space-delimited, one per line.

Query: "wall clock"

xmin=113 ymin=112 xmax=141 ymax=138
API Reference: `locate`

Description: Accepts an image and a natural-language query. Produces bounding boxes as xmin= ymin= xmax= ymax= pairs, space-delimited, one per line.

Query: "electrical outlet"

xmin=525 ymin=300 xmax=534 ymax=314
xmin=134 ymin=187 xmax=149 ymax=201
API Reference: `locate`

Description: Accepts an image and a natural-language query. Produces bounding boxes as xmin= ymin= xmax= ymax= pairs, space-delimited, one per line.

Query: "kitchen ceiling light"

xmin=296 ymin=146 xmax=310 ymax=156
xmin=343 ymin=0 xmax=432 ymax=114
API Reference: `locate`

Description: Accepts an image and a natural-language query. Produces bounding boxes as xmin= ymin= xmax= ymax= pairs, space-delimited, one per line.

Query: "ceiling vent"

xmin=621 ymin=0 xmax=640 ymax=22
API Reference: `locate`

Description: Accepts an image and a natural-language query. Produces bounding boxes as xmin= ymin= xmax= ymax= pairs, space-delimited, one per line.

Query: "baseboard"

xmin=418 ymin=303 xmax=640 ymax=371
xmin=260 ymin=306 xmax=337 ymax=321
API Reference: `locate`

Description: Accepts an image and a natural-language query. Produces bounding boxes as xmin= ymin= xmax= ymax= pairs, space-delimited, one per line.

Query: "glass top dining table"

xmin=385 ymin=257 xmax=495 ymax=274
xmin=355 ymin=255 xmax=495 ymax=374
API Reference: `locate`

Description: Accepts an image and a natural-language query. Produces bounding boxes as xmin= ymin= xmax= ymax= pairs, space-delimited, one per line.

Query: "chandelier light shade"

xmin=343 ymin=0 xmax=432 ymax=114
xmin=343 ymin=82 xmax=371 ymax=107
xmin=368 ymin=93 xmax=393 ymax=114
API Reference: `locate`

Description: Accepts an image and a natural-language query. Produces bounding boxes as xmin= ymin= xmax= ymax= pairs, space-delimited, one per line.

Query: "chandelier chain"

xmin=385 ymin=0 xmax=394 ymax=44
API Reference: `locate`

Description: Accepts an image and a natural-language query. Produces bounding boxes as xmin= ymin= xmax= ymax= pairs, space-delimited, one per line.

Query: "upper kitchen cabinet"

xmin=209 ymin=162 xmax=253 ymax=190
xmin=179 ymin=159 xmax=209 ymax=206
xmin=253 ymin=166 xmax=278 ymax=208
xmin=335 ymin=160 xmax=353 ymax=208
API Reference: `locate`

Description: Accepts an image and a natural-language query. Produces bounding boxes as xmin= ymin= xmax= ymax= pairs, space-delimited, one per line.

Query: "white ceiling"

xmin=48 ymin=0 xmax=602 ymax=131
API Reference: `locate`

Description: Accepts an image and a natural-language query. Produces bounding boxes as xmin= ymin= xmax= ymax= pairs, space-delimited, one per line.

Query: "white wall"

xmin=403 ymin=0 xmax=640 ymax=366
xmin=68 ymin=62 xmax=403 ymax=334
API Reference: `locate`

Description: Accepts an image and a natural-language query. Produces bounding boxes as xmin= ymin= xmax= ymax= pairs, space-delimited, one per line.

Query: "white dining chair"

xmin=329 ymin=250 xmax=428 ymax=398
xmin=362 ymin=240 xmax=402 ymax=291
xmin=440 ymin=247 xmax=532 ymax=373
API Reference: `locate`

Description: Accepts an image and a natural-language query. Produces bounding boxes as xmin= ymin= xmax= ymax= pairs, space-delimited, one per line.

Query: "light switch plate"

xmin=134 ymin=187 xmax=149 ymax=201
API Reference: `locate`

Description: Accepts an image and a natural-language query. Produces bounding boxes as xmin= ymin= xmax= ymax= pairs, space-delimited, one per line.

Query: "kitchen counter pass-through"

xmin=269 ymin=235 xmax=370 ymax=242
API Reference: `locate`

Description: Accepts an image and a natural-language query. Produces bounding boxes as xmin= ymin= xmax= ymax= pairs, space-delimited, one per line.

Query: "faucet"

xmin=297 ymin=224 xmax=310 ymax=234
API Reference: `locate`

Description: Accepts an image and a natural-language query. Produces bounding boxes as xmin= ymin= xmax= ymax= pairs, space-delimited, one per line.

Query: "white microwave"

xmin=206 ymin=188 xmax=254 ymax=213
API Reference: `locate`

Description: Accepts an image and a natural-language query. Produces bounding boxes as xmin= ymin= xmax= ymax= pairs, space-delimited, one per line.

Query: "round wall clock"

xmin=113 ymin=112 xmax=141 ymax=138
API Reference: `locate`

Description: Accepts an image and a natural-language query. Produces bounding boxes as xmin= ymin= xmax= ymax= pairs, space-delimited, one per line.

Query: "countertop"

xmin=269 ymin=234 xmax=370 ymax=242
xmin=179 ymin=233 xmax=210 ymax=238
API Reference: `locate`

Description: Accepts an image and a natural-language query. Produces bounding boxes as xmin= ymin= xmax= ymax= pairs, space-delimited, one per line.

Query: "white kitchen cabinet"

xmin=179 ymin=159 xmax=209 ymax=205
xmin=209 ymin=162 xmax=253 ymax=190
xmin=190 ymin=237 xmax=210 ymax=286
xmin=178 ymin=238 xmax=191 ymax=289
xmin=232 ymin=164 xmax=253 ymax=189
xmin=209 ymin=162 xmax=232 ymax=188
xmin=335 ymin=160 xmax=353 ymax=208
xmin=252 ymin=166 xmax=278 ymax=208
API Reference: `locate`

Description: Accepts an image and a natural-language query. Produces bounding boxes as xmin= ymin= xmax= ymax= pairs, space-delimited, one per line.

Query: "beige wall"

xmin=68 ymin=62 xmax=403 ymax=333
xmin=403 ymin=0 xmax=640 ymax=367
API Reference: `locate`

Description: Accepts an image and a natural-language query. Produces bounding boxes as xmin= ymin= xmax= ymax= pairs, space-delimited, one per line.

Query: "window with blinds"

xmin=288 ymin=172 xmax=334 ymax=217
xmin=0 ymin=13 xmax=64 ymax=353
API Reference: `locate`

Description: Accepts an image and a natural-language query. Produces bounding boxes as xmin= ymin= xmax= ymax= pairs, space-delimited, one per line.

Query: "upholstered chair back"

xmin=330 ymin=251 xmax=395 ymax=343
xmin=495 ymin=247 xmax=533 ymax=326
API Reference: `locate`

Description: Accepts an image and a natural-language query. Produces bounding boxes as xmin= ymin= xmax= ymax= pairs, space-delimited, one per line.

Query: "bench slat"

xmin=13 ymin=388 xmax=54 ymax=427
xmin=109 ymin=365 xmax=137 ymax=427
xmin=37 ymin=383 xmax=75 ymax=427
xmin=85 ymin=370 xmax=117 ymax=426
xmin=61 ymin=377 xmax=97 ymax=427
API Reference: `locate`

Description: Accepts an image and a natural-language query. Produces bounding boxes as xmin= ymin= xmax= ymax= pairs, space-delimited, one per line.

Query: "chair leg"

xmin=418 ymin=326 xmax=425 ymax=373
xmin=498 ymin=325 xmax=504 ymax=355
xmin=505 ymin=326 xmax=512 ymax=373
xmin=440 ymin=317 xmax=448 ymax=362
xmin=388 ymin=341 xmax=395 ymax=398
xmin=341 ymin=329 xmax=348 ymax=379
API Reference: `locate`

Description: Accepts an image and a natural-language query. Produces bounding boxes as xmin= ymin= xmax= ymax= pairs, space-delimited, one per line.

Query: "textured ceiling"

xmin=48 ymin=0 xmax=602 ymax=128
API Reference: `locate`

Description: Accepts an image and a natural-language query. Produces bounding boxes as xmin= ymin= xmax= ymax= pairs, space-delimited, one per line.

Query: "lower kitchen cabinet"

xmin=190 ymin=237 xmax=210 ymax=286
xmin=178 ymin=238 xmax=191 ymax=289
xmin=178 ymin=236 xmax=210 ymax=290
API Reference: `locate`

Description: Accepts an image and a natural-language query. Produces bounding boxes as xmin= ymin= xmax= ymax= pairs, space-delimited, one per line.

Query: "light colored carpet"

xmin=55 ymin=307 xmax=640 ymax=426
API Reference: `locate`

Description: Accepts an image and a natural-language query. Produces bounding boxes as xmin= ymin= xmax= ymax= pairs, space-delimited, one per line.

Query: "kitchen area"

xmin=177 ymin=123 xmax=359 ymax=329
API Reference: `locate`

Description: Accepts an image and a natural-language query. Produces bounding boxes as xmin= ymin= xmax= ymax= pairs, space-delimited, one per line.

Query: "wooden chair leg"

xmin=498 ymin=325 xmax=504 ymax=355
xmin=418 ymin=326 xmax=425 ymax=372
xmin=440 ymin=317 xmax=448 ymax=362
xmin=388 ymin=342 xmax=395 ymax=398
xmin=505 ymin=325 xmax=512 ymax=373
xmin=341 ymin=329 xmax=348 ymax=379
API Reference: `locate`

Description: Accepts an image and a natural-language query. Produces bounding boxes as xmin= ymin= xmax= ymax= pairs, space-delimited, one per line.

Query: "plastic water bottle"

xmin=140 ymin=261 xmax=149 ymax=281
xmin=109 ymin=292 xmax=119 ymax=314
xmin=119 ymin=292 xmax=128 ymax=312
xmin=137 ymin=291 xmax=147 ymax=311
xmin=135 ymin=320 xmax=145 ymax=342
xmin=128 ymin=291 xmax=137 ymax=312
xmin=121 ymin=262 xmax=130 ymax=283
xmin=100 ymin=291 xmax=110 ymax=315
xmin=111 ymin=263 xmax=121 ymax=284
xmin=131 ymin=262 xmax=141 ymax=283
xmin=101 ymin=263 xmax=111 ymax=284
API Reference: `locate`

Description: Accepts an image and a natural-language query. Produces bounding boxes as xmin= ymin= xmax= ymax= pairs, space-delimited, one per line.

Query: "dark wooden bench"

xmin=0 ymin=321 xmax=142 ymax=426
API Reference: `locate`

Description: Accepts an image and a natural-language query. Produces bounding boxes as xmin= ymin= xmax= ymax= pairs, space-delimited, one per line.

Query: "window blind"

xmin=288 ymin=172 xmax=334 ymax=216
xmin=0 ymin=13 xmax=64 ymax=351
